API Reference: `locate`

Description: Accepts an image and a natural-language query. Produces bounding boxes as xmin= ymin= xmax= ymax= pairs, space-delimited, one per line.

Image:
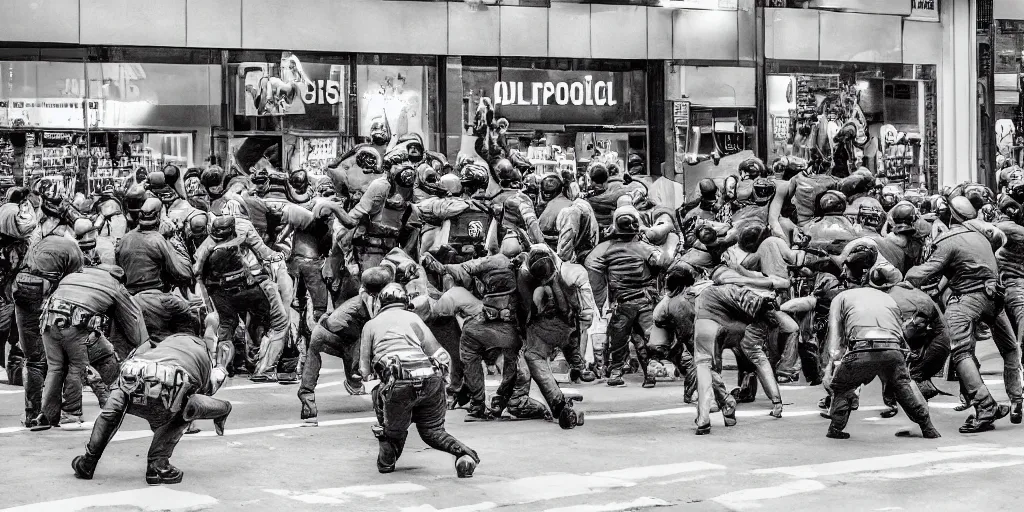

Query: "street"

xmin=1 ymin=357 xmax=1023 ymax=512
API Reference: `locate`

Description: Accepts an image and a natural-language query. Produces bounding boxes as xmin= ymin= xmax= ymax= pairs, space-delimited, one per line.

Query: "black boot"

xmin=555 ymin=395 xmax=585 ymax=430
xmin=72 ymin=452 xmax=99 ymax=480
xmin=146 ymin=460 xmax=184 ymax=485
xmin=183 ymin=395 xmax=233 ymax=436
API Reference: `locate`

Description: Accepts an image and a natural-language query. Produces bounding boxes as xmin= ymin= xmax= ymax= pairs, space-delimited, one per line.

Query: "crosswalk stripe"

xmin=401 ymin=503 xmax=499 ymax=512
xmin=0 ymin=488 xmax=218 ymax=512
xmin=751 ymin=445 xmax=1024 ymax=478
xmin=266 ymin=483 xmax=426 ymax=505
xmin=711 ymin=480 xmax=826 ymax=510
xmin=543 ymin=497 xmax=672 ymax=512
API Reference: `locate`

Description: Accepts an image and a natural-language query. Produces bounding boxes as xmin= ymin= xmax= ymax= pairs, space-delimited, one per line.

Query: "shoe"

xmin=59 ymin=412 xmax=84 ymax=429
xmin=770 ymin=402 xmax=783 ymax=419
xmin=1012 ymin=401 xmax=1022 ymax=425
xmin=184 ymin=422 xmax=202 ymax=435
xmin=953 ymin=394 xmax=971 ymax=412
xmin=28 ymin=414 xmax=52 ymax=432
xmin=465 ymin=404 xmax=494 ymax=422
xmin=777 ymin=373 xmax=797 ymax=384
xmin=958 ymin=417 xmax=995 ymax=434
xmin=378 ymin=461 xmax=396 ymax=474
xmin=606 ymin=370 xmax=626 ymax=387
xmin=276 ymin=372 xmax=298 ymax=384
xmin=641 ymin=374 xmax=657 ymax=389
xmin=249 ymin=372 xmax=277 ymax=383
xmin=455 ymin=455 xmax=477 ymax=478
xmin=722 ymin=398 xmax=738 ymax=427
xmin=72 ymin=455 xmax=97 ymax=480
xmin=880 ymin=405 xmax=899 ymax=419
xmin=826 ymin=428 xmax=850 ymax=440
xmin=146 ymin=461 xmax=184 ymax=485
xmin=921 ymin=426 xmax=942 ymax=439
xmin=695 ymin=423 xmax=711 ymax=435
xmin=344 ymin=380 xmax=367 ymax=396
xmin=302 ymin=416 xmax=318 ymax=427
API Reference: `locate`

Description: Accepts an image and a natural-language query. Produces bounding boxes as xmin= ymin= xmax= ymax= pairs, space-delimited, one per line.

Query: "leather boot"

xmin=146 ymin=460 xmax=184 ymax=485
xmin=72 ymin=451 xmax=99 ymax=480
xmin=606 ymin=367 xmax=626 ymax=387
xmin=465 ymin=402 xmax=494 ymax=422
xmin=183 ymin=395 xmax=232 ymax=436
xmin=1012 ymin=400 xmax=1022 ymax=425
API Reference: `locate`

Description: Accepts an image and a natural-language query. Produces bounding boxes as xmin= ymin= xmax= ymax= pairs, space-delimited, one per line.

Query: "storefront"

xmin=451 ymin=58 xmax=650 ymax=177
xmin=994 ymin=16 xmax=1024 ymax=168
xmin=0 ymin=48 xmax=221 ymax=194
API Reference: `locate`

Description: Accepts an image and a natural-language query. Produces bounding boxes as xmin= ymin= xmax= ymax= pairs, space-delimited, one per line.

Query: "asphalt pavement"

xmin=1 ymin=356 xmax=1023 ymax=512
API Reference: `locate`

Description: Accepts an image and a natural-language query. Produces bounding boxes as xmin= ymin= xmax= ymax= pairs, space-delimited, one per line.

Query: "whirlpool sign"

xmin=483 ymin=69 xmax=636 ymax=125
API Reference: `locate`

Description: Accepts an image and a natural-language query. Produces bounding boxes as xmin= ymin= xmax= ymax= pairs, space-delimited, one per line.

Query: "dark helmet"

xmin=361 ymin=266 xmax=394 ymax=295
xmin=858 ymin=204 xmax=885 ymax=231
xmin=752 ymin=178 xmax=776 ymax=206
xmin=588 ymin=163 xmax=609 ymax=186
xmin=527 ymin=248 xmax=556 ymax=283
xmin=162 ymin=164 xmax=181 ymax=190
xmin=737 ymin=222 xmax=767 ymax=253
xmin=1008 ymin=180 xmax=1024 ymax=204
xmin=522 ymin=173 xmax=540 ymax=201
xmin=387 ymin=162 xmax=417 ymax=189
xmin=999 ymin=195 xmax=1023 ymax=223
xmin=845 ymin=243 xmax=879 ymax=274
xmin=289 ymin=169 xmax=309 ymax=194
xmin=540 ymin=175 xmax=564 ymax=202
xmin=200 ymin=165 xmax=228 ymax=198
xmin=494 ymin=159 xmax=519 ymax=186
xmin=356 ymin=147 xmax=382 ymax=173
xmin=963 ymin=184 xmax=994 ymax=211
xmin=187 ymin=213 xmax=209 ymax=240
xmin=738 ymin=157 xmax=767 ymax=180
xmin=627 ymin=153 xmax=645 ymax=175
xmin=879 ymin=192 xmax=900 ymax=212
xmin=612 ymin=207 xmax=641 ymax=236
xmin=210 ymin=215 xmax=237 ymax=242
xmin=398 ymin=134 xmax=424 ymax=164
xmin=889 ymin=202 xmax=919 ymax=235
xmin=818 ymin=190 xmax=847 ymax=215
xmin=124 ymin=184 xmax=148 ymax=215
xmin=417 ymin=163 xmax=445 ymax=197
xmin=147 ymin=171 xmax=178 ymax=205
xmin=949 ymin=196 xmax=977 ymax=224
xmin=460 ymin=163 xmax=490 ymax=193
xmin=377 ymin=283 xmax=410 ymax=310
xmin=138 ymin=197 xmax=163 ymax=229
xmin=698 ymin=178 xmax=718 ymax=202
xmin=934 ymin=195 xmax=951 ymax=224
xmin=665 ymin=261 xmax=698 ymax=294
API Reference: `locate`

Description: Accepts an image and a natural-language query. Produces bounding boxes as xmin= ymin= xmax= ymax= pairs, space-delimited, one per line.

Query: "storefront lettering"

xmin=301 ymin=80 xmax=343 ymax=106
xmin=913 ymin=0 xmax=935 ymax=10
xmin=493 ymin=76 xmax=617 ymax=107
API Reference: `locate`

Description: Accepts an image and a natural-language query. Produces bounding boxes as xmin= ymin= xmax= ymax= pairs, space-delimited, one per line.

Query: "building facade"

xmin=0 ymin=0 xmax=974 ymax=197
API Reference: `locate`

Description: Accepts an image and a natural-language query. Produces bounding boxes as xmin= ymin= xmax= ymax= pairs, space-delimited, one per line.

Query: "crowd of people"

xmin=2 ymin=122 xmax=1023 ymax=485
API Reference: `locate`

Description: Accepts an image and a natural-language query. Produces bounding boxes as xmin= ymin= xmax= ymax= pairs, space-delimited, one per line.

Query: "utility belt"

xmin=374 ymin=351 xmax=439 ymax=388
xmin=481 ymin=291 xmax=516 ymax=323
xmin=118 ymin=359 xmax=193 ymax=413
xmin=613 ymin=287 xmax=658 ymax=306
xmin=39 ymin=298 xmax=96 ymax=331
xmin=949 ymin=280 xmax=1005 ymax=309
xmin=207 ymin=269 xmax=257 ymax=290
xmin=848 ymin=338 xmax=908 ymax=354
xmin=14 ymin=272 xmax=55 ymax=297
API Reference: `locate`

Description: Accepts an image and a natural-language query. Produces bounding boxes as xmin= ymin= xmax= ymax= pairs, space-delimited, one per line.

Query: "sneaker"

xmin=826 ymin=428 xmax=850 ymax=440
xmin=59 ymin=413 xmax=84 ymax=430
xmin=344 ymin=381 xmax=367 ymax=396
xmin=276 ymin=372 xmax=298 ymax=385
xmin=146 ymin=461 xmax=184 ymax=485
xmin=27 ymin=414 xmax=52 ymax=432
xmin=302 ymin=417 xmax=319 ymax=427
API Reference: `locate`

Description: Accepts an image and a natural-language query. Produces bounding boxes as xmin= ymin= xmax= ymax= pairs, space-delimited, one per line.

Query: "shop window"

xmin=356 ymin=56 xmax=438 ymax=151
xmin=995 ymin=20 xmax=1024 ymax=168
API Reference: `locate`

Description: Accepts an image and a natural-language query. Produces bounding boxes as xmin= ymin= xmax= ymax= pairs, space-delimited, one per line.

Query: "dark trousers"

xmin=460 ymin=322 xmax=520 ymax=406
xmin=298 ymin=325 xmax=362 ymax=419
xmin=85 ymin=387 xmax=189 ymax=464
xmin=606 ymin=299 xmax=653 ymax=375
xmin=946 ymin=292 xmax=1022 ymax=419
xmin=371 ymin=374 xmax=473 ymax=469
xmin=14 ymin=285 xmax=45 ymax=418
xmin=41 ymin=325 xmax=91 ymax=423
xmin=523 ymin=316 xmax=578 ymax=413
xmin=209 ymin=283 xmax=279 ymax=369
xmin=289 ymin=256 xmax=329 ymax=325
xmin=829 ymin=350 xmax=931 ymax=432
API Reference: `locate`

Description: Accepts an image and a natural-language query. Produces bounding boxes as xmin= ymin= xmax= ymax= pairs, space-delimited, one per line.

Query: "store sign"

xmin=302 ymin=137 xmax=338 ymax=175
xmin=1 ymin=98 xmax=100 ymax=129
xmin=673 ymin=101 xmax=690 ymax=128
xmin=487 ymin=70 xmax=630 ymax=125
xmin=908 ymin=0 xmax=939 ymax=22
xmin=237 ymin=53 xmax=346 ymax=117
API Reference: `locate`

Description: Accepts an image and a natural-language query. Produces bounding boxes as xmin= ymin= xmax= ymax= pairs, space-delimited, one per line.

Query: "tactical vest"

xmin=449 ymin=201 xmax=492 ymax=259
xmin=366 ymin=190 xmax=408 ymax=239
xmin=538 ymin=196 xmax=572 ymax=246
xmin=204 ymin=241 xmax=250 ymax=287
xmin=791 ymin=173 xmax=839 ymax=225
xmin=476 ymin=263 xmax=518 ymax=323
xmin=588 ymin=182 xmax=628 ymax=227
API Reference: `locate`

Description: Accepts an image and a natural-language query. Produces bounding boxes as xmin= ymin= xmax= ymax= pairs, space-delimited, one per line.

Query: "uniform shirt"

xmin=193 ymin=220 xmax=280 ymax=279
xmin=585 ymin=239 xmax=662 ymax=307
xmin=996 ymin=218 xmax=1024 ymax=281
xmin=787 ymin=173 xmax=840 ymax=225
xmin=588 ymin=180 xmax=644 ymax=227
xmin=538 ymin=196 xmax=599 ymax=263
xmin=491 ymin=188 xmax=544 ymax=245
xmin=825 ymin=287 xmax=905 ymax=358
xmin=905 ymin=225 xmax=999 ymax=295
xmin=23 ymin=233 xmax=84 ymax=281
xmin=652 ymin=291 xmax=696 ymax=345
xmin=319 ymin=295 xmax=371 ymax=339
xmin=360 ymin=307 xmax=439 ymax=368
xmin=50 ymin=266 xmax=149 ymax=350
xmin=132 ymin=334 xmax=212 ymax=395
xmin=516 ymin=244 xmax=596 ymax=324
xmin=116 ymin=228 xmax=193 ymax=293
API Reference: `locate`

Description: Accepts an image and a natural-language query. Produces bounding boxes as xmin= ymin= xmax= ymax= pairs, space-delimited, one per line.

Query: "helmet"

xmin=439 ymin=174 xmax=462 ymax=196
xmin=698 ymin=178 xmax=718 ymax=202
xmin=752 ymin=178 xmax=776 ymax=205
xmin=460 ymin=163 xmax=490 ymax=193
xmin=387 ymin=162 xmax=417 ymax=189
xmin=147 ymin=170 xmax=178 ymax=205
xmin=665 ymin=261 xmax=698 ymax=294
xmin=738 ymin=157 xmax=767 ymax=180
xmin=963 ymin=184 xmax=994 ymax=211
xmin=184 ymin=168 xmax=203 ymax=197
xmin=736 ymin=222 xmax=766 ymax=253
xmin=879 ymin=189 xmax=901 ymax=212
xmin=356 ymin=147 xmax=382 ymax=173
xmin=361 ymin=266 xmax=394 ymax=295
xmin=187 ymin=213 xmax=209 ymax=240
xmin=368 ymin=115 xmax=392 ymax=147
xmin=1008 ymin=180 xmax=1024 ymax=204
xmin=588 ymin=163 xmax=609 ymax=186
xmin=377 ymin=283 xmax=410 ymax=310
xmin=858 ymin=204 xmax=885 ymax=231
xmin=124 ymin=184 xmax=148 ymax=215
xmin=868 ymin=264 xmax=902 ymax=290
xmin=818 ymin=190 xmax=847 ymax=215
xmin=527 ymin=247 xmax=556 ymax=283
xmin=627 ymin=153 xmax=645 ymax=175
xmin=210 ymin=215 xmax=237 ymax=242
xmin=522 ymin=173 xmax=540 ymax=201
xmin=775 ymin=156 xmax=808 ymax=179
xmin=845 ymin=243 xmax=879 ymax=274
xmin=494 ymin=159 xmax=520 ymax=186
xmin=398 ymin=134 xmax=424 ymax=164
xmin=73 ymin=218 xmax=97 ymax=252
xmin=200 ymin=166 xmax=228 ymax=198
xmin=949 ymin=196 xmax=977 ymax=224
xmin=980 ymin=203 xmax=998 ymax=223
xmin=289 ymin=169 xmax=309 ymax=194
xmin=999 ymin=195 xmax=1023 ymax=223
xmin=612 ymin=206 xmax=641 ymax=236
xmin=417 ymin=163 xmax=445 ymax=197
xmin=540 ymin=175 xmax=564 ymax=202
xmin=162 ymin=164 xmax=181 ymax=190
xmin=723 ymin=175 xmax=739 ymax=201
xmin=889 ymin=202 xmax=919 ymax=235
xmin=138 ymin=197 xmax=164 ymax=229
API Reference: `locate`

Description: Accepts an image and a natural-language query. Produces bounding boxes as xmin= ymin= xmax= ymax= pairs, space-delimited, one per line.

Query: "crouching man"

xmin=71 ymin=334 xmax=232 ymax=484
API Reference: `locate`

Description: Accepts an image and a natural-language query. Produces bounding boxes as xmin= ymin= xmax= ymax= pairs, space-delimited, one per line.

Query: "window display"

xmin=356 ymin=63 xmax=434 ymax=150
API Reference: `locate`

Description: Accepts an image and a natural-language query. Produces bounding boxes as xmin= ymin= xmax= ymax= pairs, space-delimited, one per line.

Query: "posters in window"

xmin=357 ymin=65 xmax=426 ymax=147
xmin=236 ymin=53 xmax=346 ymax=119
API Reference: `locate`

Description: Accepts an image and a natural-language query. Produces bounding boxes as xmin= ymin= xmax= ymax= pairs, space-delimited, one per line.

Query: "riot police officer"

xmin=537 ymin=174 xmax=598 ymax=264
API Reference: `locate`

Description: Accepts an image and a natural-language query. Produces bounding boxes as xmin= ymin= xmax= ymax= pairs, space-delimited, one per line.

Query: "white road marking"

xmin=592 ymin=462 xmax=726 ymax=480
xmin=0 ymin=487 xmax=218 ymax=512
xmin=476 ymin=474 xmax=633 ymax=504
xmin=402 ymin=503 xmax=499 ymax=512
xmin=266 ymin=483 xmax=425 ymax=505
xmin=544 ymin=497 xmax=672 ymax=512
xmin=751 ymin=445 xmax=1024 ymax=479
xmin=866 ymin=460 xmax=1024 ymax=480
xmin=711 ymin=480 xmax=826 ymax=510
